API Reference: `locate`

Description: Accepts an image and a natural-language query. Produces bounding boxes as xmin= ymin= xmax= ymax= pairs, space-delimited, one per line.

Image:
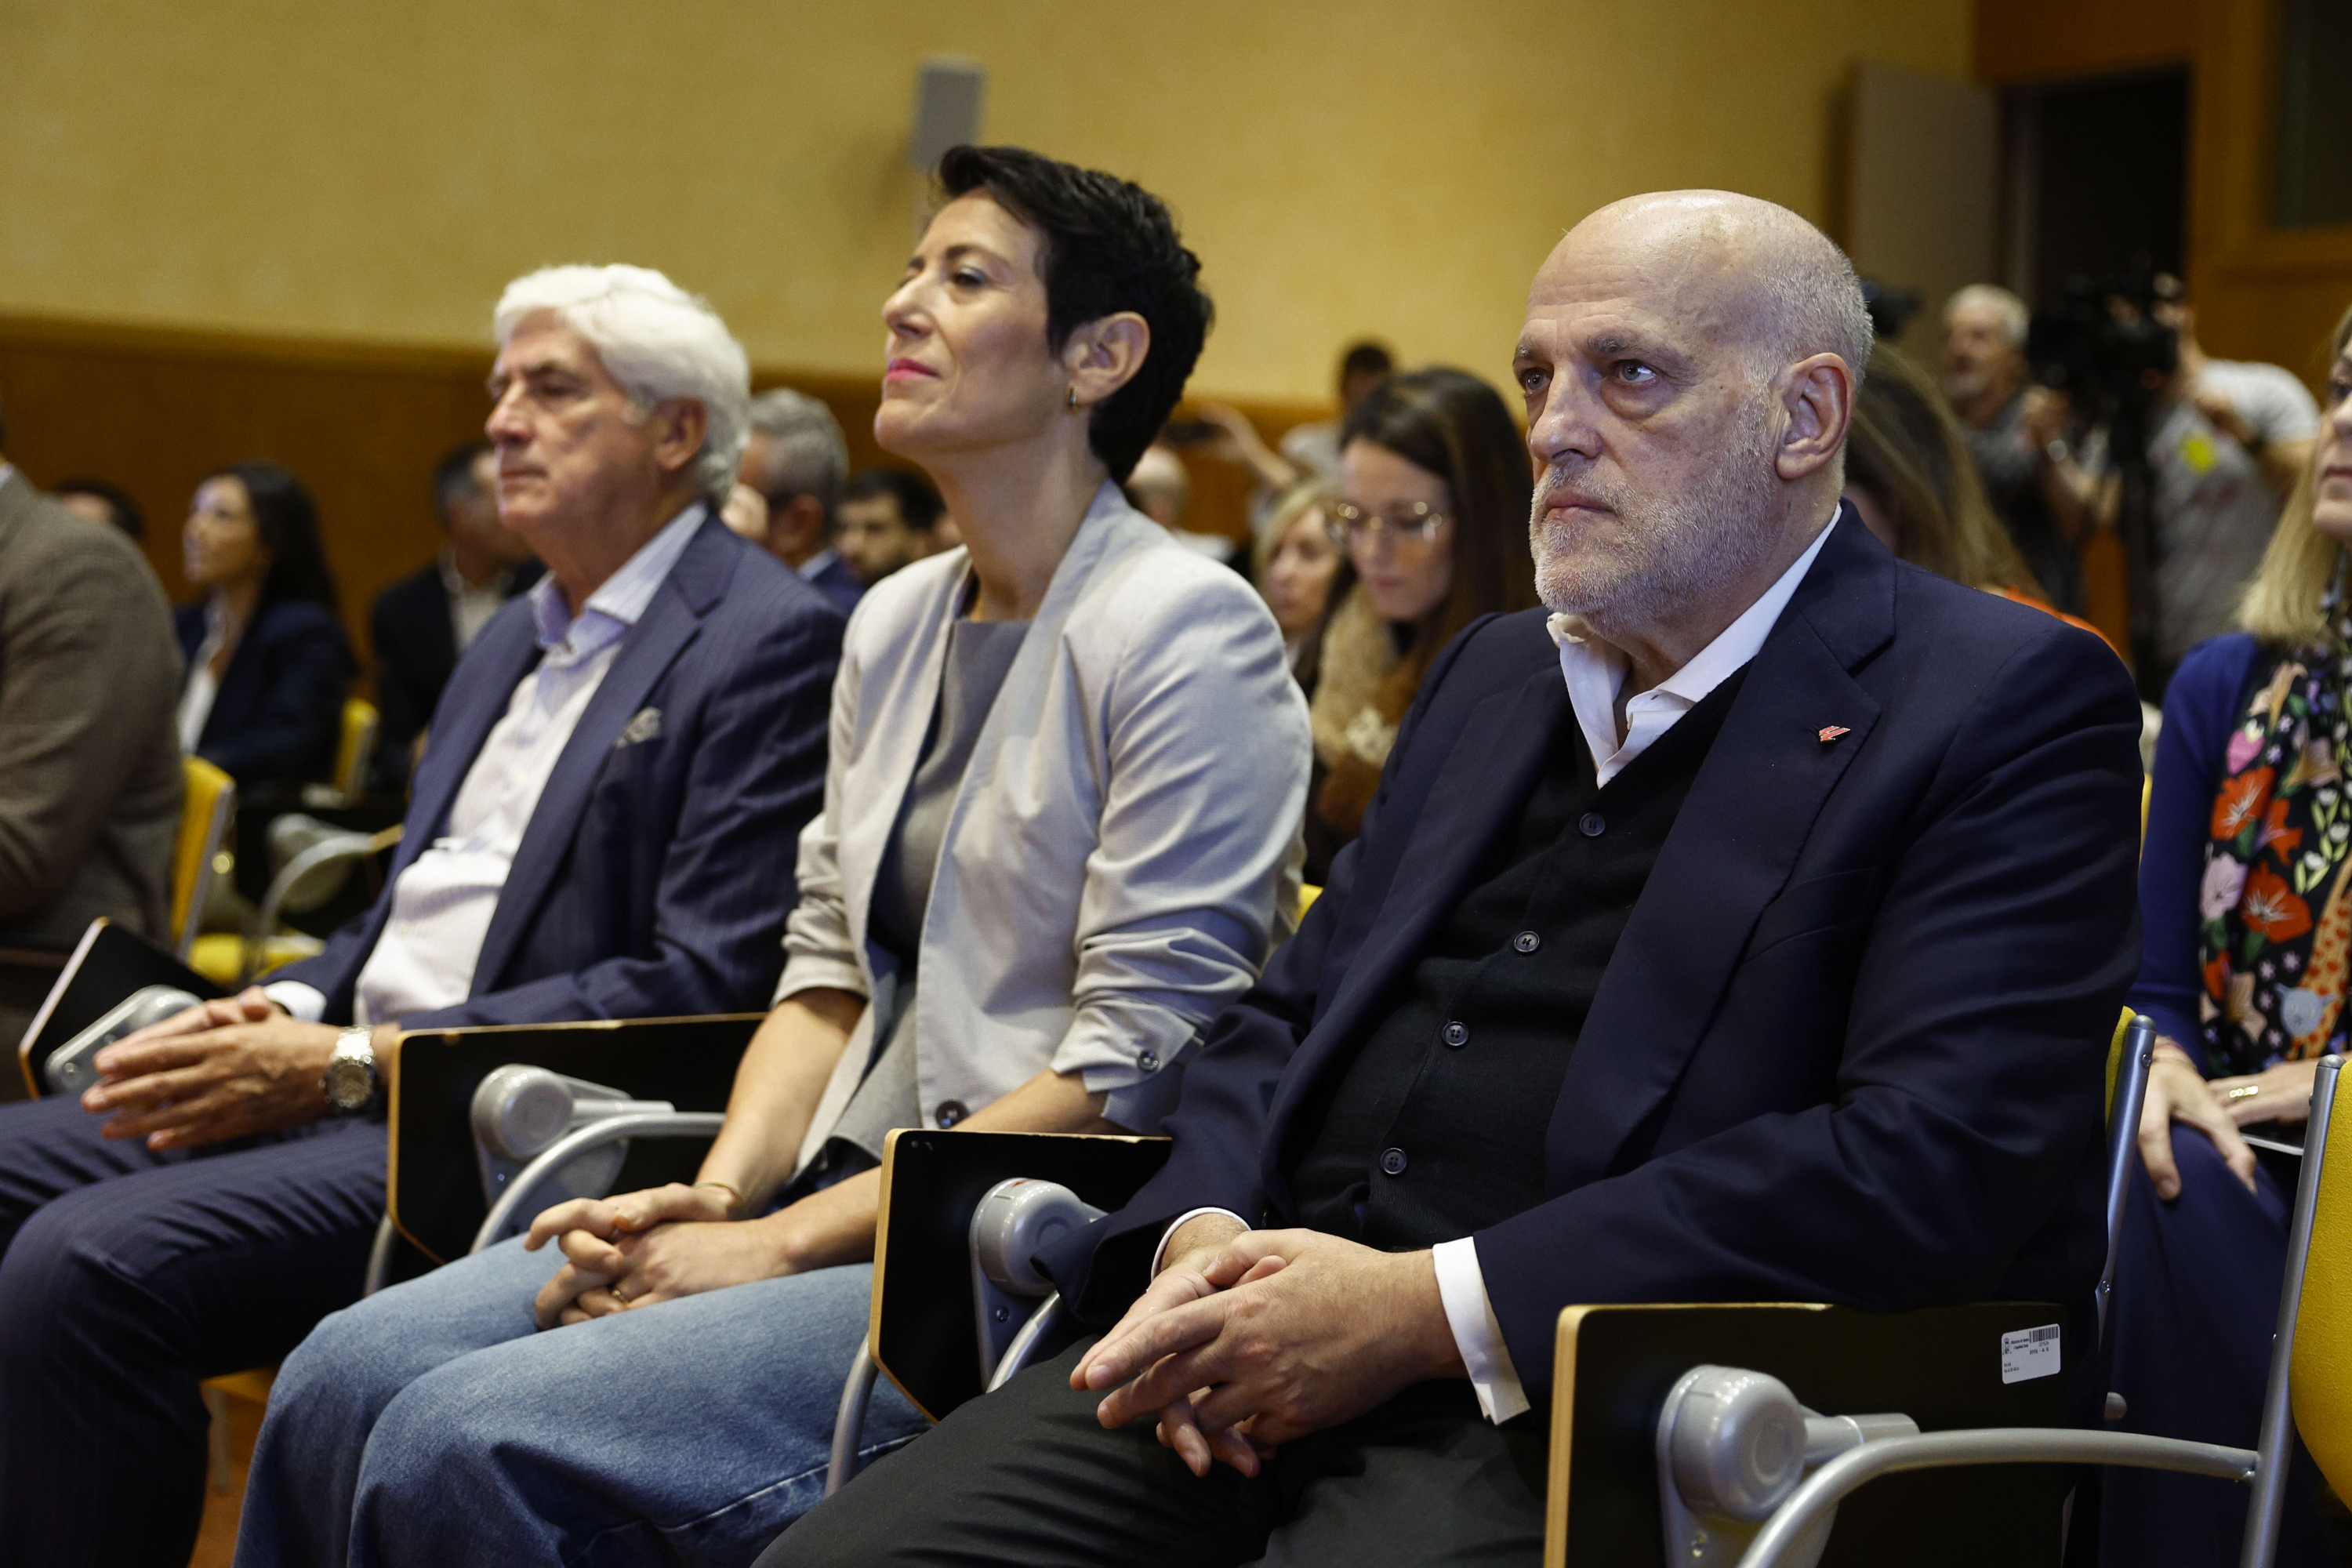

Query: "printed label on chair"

xmin=2000 ymin=1323 xmax=2062 ymax=1384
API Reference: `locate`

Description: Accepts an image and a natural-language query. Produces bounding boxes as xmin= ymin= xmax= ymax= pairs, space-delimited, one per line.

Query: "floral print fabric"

xmin=2198 ymin=648 xmax=2352 ymax=1075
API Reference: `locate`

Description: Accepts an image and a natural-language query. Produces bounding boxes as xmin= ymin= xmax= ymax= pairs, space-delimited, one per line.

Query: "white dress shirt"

xmin=176 ymin=601 xmax=228 ymax=753
xmin=796 ymin=546 xmax=842 ymax=583
xmin=1152 ymin=515 xmax=1836 ymax=1425
xmin=268 ymin=504 xmax=703 ymax=1026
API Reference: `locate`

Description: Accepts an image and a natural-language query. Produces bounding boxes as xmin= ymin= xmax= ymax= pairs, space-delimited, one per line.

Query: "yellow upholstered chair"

xmin=332 ymin=698 xmax=378 ymax=801
xmin=173 ymin=757 xmax=234 ymax=962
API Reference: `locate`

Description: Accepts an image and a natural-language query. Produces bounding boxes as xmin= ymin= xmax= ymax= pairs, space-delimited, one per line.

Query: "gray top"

xmin=829 ymin=615 xmax=1027 ymax=1161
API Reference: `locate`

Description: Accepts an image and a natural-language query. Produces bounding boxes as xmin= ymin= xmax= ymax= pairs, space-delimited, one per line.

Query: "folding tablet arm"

xmin=826 ymin=1176 xmax=1102 ymax=1497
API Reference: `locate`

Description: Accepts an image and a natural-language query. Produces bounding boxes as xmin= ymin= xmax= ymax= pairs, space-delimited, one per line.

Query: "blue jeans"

xmin=235 ymin=1238 xmax=927 ymax=1567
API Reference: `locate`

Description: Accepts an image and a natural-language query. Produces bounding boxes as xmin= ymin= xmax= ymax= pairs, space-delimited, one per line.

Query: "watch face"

xmin=328 ymin=1051 xmax=374 ymax=1111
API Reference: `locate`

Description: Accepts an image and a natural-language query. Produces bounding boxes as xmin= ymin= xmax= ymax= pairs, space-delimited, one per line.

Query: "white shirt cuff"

xmin=1432 ymin=1236 xmax=1530 ymax=1424
xmin=263 ymin=981 xmax=328 ymax=1024
xmin=1150 ymin=1207 xmax=1249 ymax=1279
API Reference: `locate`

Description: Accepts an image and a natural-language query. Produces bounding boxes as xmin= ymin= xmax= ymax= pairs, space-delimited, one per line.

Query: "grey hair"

xmin=493 ymin=264 xmax=750 ymax=500
xmin=1749 ymin=215 xmax=1875 ymax=394
xmin=746 ymin=388 xmax=848 ymax=513
xmin=1945 ymin=283 xmax=2031 ymax=348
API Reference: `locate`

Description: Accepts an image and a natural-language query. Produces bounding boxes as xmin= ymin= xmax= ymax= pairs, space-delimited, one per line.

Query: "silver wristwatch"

xmin=323 ymin=1025 xmax=380 ymax=1115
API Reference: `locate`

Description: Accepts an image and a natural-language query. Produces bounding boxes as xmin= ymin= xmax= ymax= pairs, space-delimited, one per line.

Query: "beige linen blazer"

xmin=782 ymin=482 xmax=1309 ymax=1160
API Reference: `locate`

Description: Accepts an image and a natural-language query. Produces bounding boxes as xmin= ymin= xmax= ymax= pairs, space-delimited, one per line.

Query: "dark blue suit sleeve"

xmin=1473 ymin=620 xmax=2143 ymax=1392
xmin=197 ymin=604 xmax=353 ymax=786
xmin=1045 ymin=616 xmax=1501 ymax=1320
xmin=395 ymin=597 xmax=839 ymax=1029
xmin=2132 ymin=633 xmax=2262 ymax=1068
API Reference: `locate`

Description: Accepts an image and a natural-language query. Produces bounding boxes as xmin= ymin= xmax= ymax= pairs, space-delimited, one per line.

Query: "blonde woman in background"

xmin=2103 ymin=303 xmax=2352 ymax=1568
xmin=1252 ymin=480 xmax=1345 ymax=679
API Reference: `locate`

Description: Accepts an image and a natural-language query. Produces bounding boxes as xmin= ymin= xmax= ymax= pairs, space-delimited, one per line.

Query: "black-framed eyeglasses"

xmin=1327 ymin=501 xmax=1450 ymax=549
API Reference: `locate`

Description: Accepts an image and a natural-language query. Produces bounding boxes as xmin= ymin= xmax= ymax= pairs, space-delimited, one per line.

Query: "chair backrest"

xmin=2289 ymin=1057 xmax=2352 ymax=1501
xmin=334 ymin=699 xmax=379 ymax=799
xmin=173 ymin=757 xmax=234 ymax=960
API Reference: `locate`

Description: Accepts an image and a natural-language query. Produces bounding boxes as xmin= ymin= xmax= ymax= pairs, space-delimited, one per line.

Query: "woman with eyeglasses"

xmin=1306 ymin=367 xmax=1537 ymax=880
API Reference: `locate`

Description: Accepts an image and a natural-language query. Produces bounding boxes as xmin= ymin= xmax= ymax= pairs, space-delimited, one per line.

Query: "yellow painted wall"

xmin=0 ymin=0 xmax=1970 ymax=403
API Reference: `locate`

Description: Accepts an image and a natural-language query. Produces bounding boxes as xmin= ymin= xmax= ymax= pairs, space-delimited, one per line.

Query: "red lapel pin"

xmin=1817 ymin=725 xmax=1850 ymax=744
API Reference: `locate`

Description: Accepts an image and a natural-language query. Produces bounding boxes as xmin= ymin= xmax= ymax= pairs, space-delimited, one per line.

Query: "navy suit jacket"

xmin=1044 ymin=511 xmax=2144 ymax=1399
xmin=368 ymin=557 xmax=543 ymax=792
xmin=273 ymin=516 xmax=841 ymax=1030
xmin=175 ymin=598 xmax=354 ymax=788
xmin=803 ymin=552 xmax=865 ymax=615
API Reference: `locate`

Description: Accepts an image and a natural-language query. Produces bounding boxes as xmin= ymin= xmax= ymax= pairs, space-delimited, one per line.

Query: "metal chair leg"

xmin=826 ymin=1336 xmax=880 ymax=1497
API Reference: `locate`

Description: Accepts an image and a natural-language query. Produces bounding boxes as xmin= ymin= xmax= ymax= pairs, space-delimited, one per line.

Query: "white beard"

xmin=1529 ymin=404 xmax=1782 ymax=631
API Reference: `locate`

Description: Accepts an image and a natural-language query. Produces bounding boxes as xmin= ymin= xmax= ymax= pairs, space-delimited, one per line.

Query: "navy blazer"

xmin=368 ymin=558 xmax=544 ymax=793
xmin=1044 ymin=510 xmax=2145 ymax=1398
xmin=273 ymin=515 xmax=842 ymax=1029
xmin=175 ymin=598 xmax=353 ymax=788
xmin=803 ymin=552 xmax=865 ymax=615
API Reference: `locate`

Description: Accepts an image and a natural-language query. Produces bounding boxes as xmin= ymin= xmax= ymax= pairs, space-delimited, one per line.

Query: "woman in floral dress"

xmin=2113 ymin=304 xmax=2352 ymax=1566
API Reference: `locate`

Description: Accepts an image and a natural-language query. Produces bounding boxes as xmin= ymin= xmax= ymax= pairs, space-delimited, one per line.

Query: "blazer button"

xmin=1441 ymin=1021 xmax=1468 ymax=1048
xmin=1380 ymin=1147 xmax=1409 ymax=1176
xmin=1138 ymin=1050 xmax=1160 ymax=1072
xmin=934 ymin=1100 xmax=967 ymax=1128
xmin=1578 ymin=812 xmax=1606 ymax=837
xmin=1513 ymin=931 xmax=1541 ymax=953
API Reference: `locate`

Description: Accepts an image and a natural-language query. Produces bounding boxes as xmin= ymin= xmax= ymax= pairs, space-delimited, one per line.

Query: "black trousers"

xmin=763 ymin=1340 xmax=1547 ymax=1568
xmin=0 ymin=1091 xmax=383 ymax=1566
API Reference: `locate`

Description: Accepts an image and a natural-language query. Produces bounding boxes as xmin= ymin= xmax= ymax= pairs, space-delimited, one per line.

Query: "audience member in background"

xmin=1196 ymin=339 xmax=1396 ymax=523
xmin=1127 ymin=441 xmax=1239 ymax=565
xmin=2111 ymin=303 xmax=2352 ymax=1568
xmin=0 ymin=263 xmax=841 ymax=1568
xmin=835 ymin=465 xmax=946 ymax=586
xmin=1849 ymin=340 xmax=2113 ymax=650
xmin=742 ymin=387 xmax=863 ymax=613
xmin=239 ymin=143 xmax=1306 ymax=1568
xmin=368 ymin=441 xmax=543 ymax=792
xmin=174 ymin=460 xmax=353 ymax=792
xmin=1308 ymin=366 xmax=1536 ymax=881
xmin=52 ymin=476 xmax=146 ymax=540
xmin=2054 ymin=276 xmax=2324 ymax=688
xmin=771 ymin=187 xmax=2140 ymax=1568
xmin=1942 ymin=283 xmax=2085 ymax=612
xmin=0 ymin=421 xmax=181 ymax=1047
xmin=1251 ymin=479 xmax=1345 ymax=679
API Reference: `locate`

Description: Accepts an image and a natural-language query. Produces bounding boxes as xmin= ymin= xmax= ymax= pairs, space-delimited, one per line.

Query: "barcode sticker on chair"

xmin=2000 ymin=1324 xmax=2062 ymax=1384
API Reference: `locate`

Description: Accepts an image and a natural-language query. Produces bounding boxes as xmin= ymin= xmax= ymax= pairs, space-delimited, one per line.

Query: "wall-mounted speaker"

xmin=910 ymin=57 xmax=986 ymax=173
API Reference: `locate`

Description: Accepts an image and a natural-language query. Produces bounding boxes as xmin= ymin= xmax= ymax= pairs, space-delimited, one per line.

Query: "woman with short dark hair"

xmin=238 ymin=147 xmax=1309 ymax=1568
xmin=173 ymin=459 xmax=351 ymax=789
xmin=1307 ymin=367 xmax=1537 ymax=877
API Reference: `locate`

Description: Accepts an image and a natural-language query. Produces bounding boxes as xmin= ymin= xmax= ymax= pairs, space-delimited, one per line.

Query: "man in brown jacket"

xmin=0 ymin=409 xmax=183 ymax=1054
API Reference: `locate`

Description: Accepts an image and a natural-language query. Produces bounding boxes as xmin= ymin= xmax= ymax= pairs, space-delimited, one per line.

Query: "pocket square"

xmin=616 ymin=706 xmax=662 ymax=746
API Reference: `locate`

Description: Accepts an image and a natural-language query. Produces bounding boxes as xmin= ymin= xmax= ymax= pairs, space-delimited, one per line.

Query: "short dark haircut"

xmin=1339 ymin=366 xmax=1537 ymax=671
xmin=1340 ymin=341 xmax=1394 ymax=383
xmin=53 ymin=477 xmax=146 ymax=541
xmin=843 ymin=466 xmax=946 ymax=533
xmin=936 ymin=144 xmax=1212 ymax=484
xmin=431 ymin=441 xmax=494 ymax=521
xmin=204 ymin=459 xmax=340 ymax=616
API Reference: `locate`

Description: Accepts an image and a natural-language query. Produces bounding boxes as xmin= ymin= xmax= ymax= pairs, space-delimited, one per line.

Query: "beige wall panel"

xmin=1842 ymin=60 xmax=1998 ymax=365
xmin=0 ymin=0 xmax=1970 ymax=404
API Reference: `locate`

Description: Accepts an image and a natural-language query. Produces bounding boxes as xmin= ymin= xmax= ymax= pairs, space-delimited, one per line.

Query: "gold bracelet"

xmin=694 ymin=1179 xmax=743 ymax=1216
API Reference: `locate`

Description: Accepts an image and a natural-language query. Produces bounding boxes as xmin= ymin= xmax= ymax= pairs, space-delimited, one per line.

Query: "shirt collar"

xmin=439 ymin=545 xmax=514 ymax=601
xmin=1548 ymin=508 xmax=1837 ymax=736
xmin=795 ymin=546 xmax=839 ymax=581
xmin=529 ymin=502 xmax=705 ymax=660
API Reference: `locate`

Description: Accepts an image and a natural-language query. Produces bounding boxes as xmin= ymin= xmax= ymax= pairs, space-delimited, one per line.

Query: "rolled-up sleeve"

xmin=1056 ymin=575 xmax=1312 ymax=1128
xmin=777 ymin=627 xmax=870 ymax=1004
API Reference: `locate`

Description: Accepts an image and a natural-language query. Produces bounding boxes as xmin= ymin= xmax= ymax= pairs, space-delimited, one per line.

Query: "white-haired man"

xmin=0 ymin=264 xmax=844 ymax=1567
xmin=773 ymin=192 xmax=2143 ymax=1566
xmin=1943 ymin=281 xmax=2086 ymax=612
xmin=739 ymin=387 xmax=863 ymax=612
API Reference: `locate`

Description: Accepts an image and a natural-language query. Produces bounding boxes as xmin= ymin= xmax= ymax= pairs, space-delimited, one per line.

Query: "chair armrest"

xmin=385 ymin=1013 xmax=761 ymax=1265
xmin=872 ymin=1129 xmax=1171 ymax=1422
xmin=470 ymin=1110 xmax=728 ymax=1253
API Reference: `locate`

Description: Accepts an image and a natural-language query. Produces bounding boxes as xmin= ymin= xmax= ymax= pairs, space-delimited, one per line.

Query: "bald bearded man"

xmin=767 ymin=193 xmax=2145 ymax=1567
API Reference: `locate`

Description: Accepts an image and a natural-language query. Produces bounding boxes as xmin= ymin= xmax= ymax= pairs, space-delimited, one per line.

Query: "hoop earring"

xmin=1067 ymin=387 xmax=1080 ymax=411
